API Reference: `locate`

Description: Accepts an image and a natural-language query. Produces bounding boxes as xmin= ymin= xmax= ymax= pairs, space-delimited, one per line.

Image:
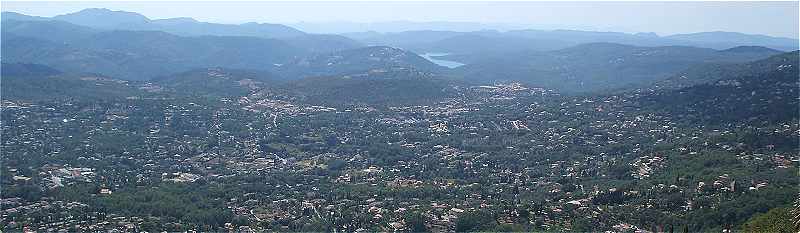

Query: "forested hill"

xmin=451 ymin=43 xmax=783 ymax=93
xmin=642 ymin=51 xmax=799 ymax=125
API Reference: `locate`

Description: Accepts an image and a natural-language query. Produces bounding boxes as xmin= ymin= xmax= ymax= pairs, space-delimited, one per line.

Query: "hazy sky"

xmin=3 ymin=1 xmax=798 ymax=38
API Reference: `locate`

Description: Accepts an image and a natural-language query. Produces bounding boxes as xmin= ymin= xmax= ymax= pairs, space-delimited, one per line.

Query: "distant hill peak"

xmin=58 ymin=8 xmax=149 ymax=20
xmin=53 ymin=8 xmax=151 ymax=28
xmin=720 ymin=46 xmax=782 ymax=54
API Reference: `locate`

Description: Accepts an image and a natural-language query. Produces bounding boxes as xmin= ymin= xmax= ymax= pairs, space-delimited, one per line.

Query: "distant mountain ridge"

xmin=5 ymin=9 xmax=795 ymax=52
xmin=52 ymin=8 xmax=150 ymax=29
xmin=36 ymin=8 xmax=306 ymax=39
xmin=654 ymin=50 xmax=799 ymax=90
xmin=1 ymin=11 xmax=48 ymax=21
xmin=1 ymin=19 xmax=361 ymax=81
xmin=344 ymin=29 xmax=799 ymax=58
xmin=666 ymin=31 xmax=799 ymax=51
xmin=3 ymin=8 xmax=797 ymax=97
xmin=452 ymin=42 xmax=785 ymax=93
xmin=2 ymin=9 xmax=362 ymax=54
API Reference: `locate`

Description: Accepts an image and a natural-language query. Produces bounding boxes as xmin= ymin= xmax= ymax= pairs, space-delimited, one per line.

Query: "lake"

xmin=419 ymin=53 xmax=465 ymax=68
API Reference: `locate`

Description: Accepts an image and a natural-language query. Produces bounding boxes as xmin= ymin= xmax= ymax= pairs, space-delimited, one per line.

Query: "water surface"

xmin=420 ymin=52 xmax=465 ymax=68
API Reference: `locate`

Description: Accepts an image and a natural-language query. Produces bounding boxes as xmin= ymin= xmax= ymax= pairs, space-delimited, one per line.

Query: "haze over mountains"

xmin=347 ymin=29 xmax=799 ymax=52
xmin=1 ymin=8 xmax=798 ymax=94
xmin=451 ymin=43 xmax=785 ymax=92
xmin=3 ymin=9 xmax=306 ymax=38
